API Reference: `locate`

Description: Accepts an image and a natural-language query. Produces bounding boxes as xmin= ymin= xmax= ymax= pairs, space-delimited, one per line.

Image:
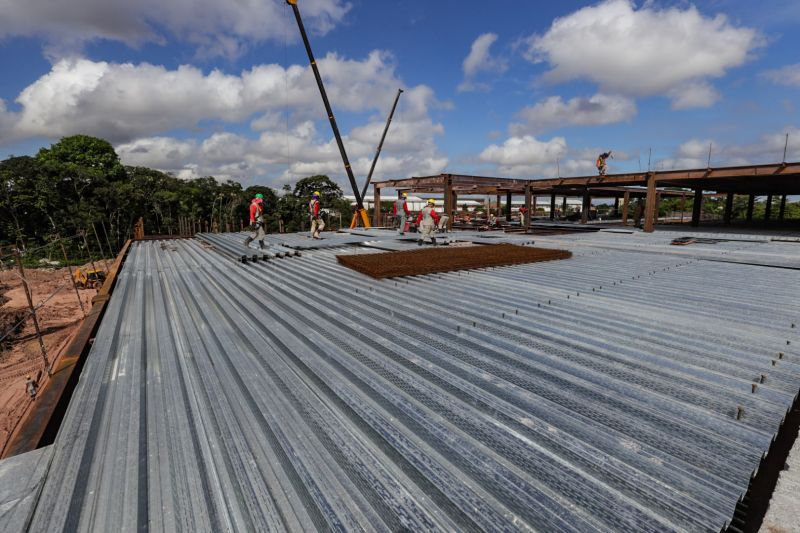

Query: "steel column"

xmin=723 ymin=193 xmax=734 ymax=225
xmin=765 ymin=194 xmax=773 ymax=221
xmin=779 ymin=195 xmax=787 ymax=221
xmin=524 ymin=185 xmax=532 ymax=231
xmin=505 ymin=191 xmax=512 ymax=221
xmin=643 ymin=174 xmax=658 ymax=233
xmin=581 ymin=190 xmax=591 ymax=224
xmin=550 ymin=194 xmax=556 ymax=220
xmin=691 ymin=188 xmax=703 ymax=227
xmin=746 ymin=194 xmax=755 ymax=222
xmin=622 ymin=191 xmax=630 ymax=225
xmin=373 ymin=187 xmax=381 ymax=227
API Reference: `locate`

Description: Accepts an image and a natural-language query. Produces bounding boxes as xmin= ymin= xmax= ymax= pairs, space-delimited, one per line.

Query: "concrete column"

xmin=622 ymin=191 xmax=630 ymax=225
xmin=643 ymin=175 xmax=658 ymax=233
xmin=746 ymin=194 xmax=755 ymax=222
xmin=505 ymin=191 xmax=512 ymax=221
xmin=373 ymin=187 xmax=381 ymax=227
xmin=779 ymin=195 xmax=787 ymax=221
xmin=723 ymin=192 xmax=734 ymax=226
xmin=765 ymin=194 xmax=773 ymax=221
xmin=581 ymin=190 xmax=591 ymax=224
xmin=524 ymin=185 xmax=532 ymax=231
xmin=550 ymin=194 xmax=556 ymax=220
xmin=691 ymin=188 xmax=703 ymax=227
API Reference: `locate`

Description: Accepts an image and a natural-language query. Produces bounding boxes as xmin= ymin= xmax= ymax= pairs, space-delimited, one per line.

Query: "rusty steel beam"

xmin=691 ymin=189 xmax=703 ymax=227
xmin=643 ymin=175 xmax=658 ymax=233
xmin=2 ymin=239 xmax=133 ymax=459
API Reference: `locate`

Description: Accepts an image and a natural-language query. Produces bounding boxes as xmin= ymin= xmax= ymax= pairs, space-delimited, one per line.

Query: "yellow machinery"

xmin=73 ymin=268 xmax=106 ymax=289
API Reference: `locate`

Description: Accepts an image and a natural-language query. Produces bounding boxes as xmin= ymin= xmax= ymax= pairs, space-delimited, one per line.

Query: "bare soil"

xmin=0 ymin=262 xmax=100 ymax=453
xmin=337 ymin=244 xmax=572 ymax=279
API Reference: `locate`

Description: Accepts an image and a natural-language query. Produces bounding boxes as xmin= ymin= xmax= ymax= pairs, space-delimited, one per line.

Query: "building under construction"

xmin=1 ymin=221 xmax=799 ymax=532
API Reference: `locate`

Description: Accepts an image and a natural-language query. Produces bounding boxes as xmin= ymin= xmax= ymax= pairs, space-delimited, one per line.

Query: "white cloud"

xmin=762 ymin=63 xmax=800 ymax=87
xmin=479 ymin=135 xmax=567 ymax=177
xmin=1 ymin=51 xmax=443 ymax=145
xmin=522 ymin=0 xmax=760 ymax=107
xmin=656 ymin=128 xmax=800 ymax=169
xmin=458 ymin=33 xmax=508 ymax=93
xmin=667 ymin=81 xmax=720 ymax=110
xmin=0 ymin=0 xmax=351 ymax=59
xmin=510 ymin=93 xmax=636 ymax=135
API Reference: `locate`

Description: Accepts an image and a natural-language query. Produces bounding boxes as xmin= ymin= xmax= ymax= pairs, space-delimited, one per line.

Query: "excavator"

xmin=285 ymin=0 xmax=402 ymax=229
xmin=73 ymin=268 xmax=106 ymax=289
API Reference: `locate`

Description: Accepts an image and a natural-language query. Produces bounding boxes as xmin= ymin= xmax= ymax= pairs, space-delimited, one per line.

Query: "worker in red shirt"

xmin=244 ymin=193 xmax=267 ymax=249
xmin=416 ymin=198 xmax=440 ymax=245
xmin=308 ymin=191 xmax=325 ymax=239
xmin=393 ymin=192 xmax=410 ymax=235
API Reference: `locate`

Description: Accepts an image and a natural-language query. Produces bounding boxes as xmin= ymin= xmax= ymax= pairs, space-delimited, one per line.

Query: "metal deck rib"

xmin=15 ymin=232 xmax=800 ymax=532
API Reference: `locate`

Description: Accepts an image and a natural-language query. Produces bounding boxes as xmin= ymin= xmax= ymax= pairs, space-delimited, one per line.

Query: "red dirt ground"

xmin=0 ymin=262 xmax=101 ymax=454
xmin=337 ymin=244 xmax=572 ymax=279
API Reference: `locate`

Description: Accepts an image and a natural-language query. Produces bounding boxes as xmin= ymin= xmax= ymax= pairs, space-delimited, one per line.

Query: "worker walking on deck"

xmin=416 ymin=199 xmax=440 ymax=245
xmin=394 ymin=192 xmax=410 ymax=235
xmin=519 ymin=206 xmax=528 ymax=227
xmin=309 ymin=191 xmax=325 ymax=239
xmin=596 ymin=151 xmax=613 ymax=176
xmin=25 ymin=375 xmax=38 ymax=399
xmin=437 ymin=210 xmax=451 ymax=233
xmin=244 ymin=193 xmax=267 ymax=249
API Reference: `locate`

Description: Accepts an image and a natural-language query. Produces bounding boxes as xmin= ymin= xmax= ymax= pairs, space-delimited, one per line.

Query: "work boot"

xmin=417 ymin=239 xmax=422 ymax=246
xmin=244 ymin=237 xmax=253 ymax=248
xmin=259 ymin=241 xmax=265 ymax=250
xmin=431 ymin=237 xmax=437 ymax=246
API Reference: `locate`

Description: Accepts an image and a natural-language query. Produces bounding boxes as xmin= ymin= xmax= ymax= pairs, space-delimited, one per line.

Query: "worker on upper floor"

xmin=596 ymin=151 xmax=613 ymax=176
xmin=244 ymin=193 xmax=267 ymax=249
xmin=308 ymin=191 xmax=325 ymax=239
xmin=393 ymin=192 xmax=410 ymax=235
xmin=416 ymin=198 xmax=440 ymax=246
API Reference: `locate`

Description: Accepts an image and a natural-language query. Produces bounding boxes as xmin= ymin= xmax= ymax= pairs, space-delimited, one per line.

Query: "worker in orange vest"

xmin=308 ymin=191 xmax=325 ymax=239
xmin=244 ymin=193 xmax=267 ymax=249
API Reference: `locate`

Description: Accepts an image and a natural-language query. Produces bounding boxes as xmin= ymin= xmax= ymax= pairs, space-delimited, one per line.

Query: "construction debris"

xmin=337 ymin=244 xmax=571 ymax=279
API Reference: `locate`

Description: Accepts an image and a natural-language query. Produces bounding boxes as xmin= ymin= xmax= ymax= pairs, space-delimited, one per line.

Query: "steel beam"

xmin=373 ymin=187 xmax=381 ymax=227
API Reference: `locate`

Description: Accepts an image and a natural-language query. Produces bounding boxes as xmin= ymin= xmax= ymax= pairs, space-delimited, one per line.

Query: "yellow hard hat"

xmin=401 ymin=192 xmax=408 ymax=197
xmin=427 ymin=198 xmax=435 ymax=205
xmin=312 ymin=191 xmax=321 ymax=197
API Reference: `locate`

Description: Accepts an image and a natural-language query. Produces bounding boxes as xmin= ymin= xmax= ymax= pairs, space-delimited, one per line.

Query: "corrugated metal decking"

xmin=22 ymin=233 xmax=800 ymax=532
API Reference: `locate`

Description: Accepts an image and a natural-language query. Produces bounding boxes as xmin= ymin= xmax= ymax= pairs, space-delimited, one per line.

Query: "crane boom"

xmin=360 ymin=88 xmax=403 ymax=202
xmin=285 ymin=0 xmax=371 ymax=227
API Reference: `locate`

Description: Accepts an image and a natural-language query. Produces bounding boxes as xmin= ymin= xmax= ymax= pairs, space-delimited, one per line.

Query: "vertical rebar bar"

xmin=14 ymin=250 xmax=51 ymax=375
xmin=91 ymin=223 xmax=112 ymax=272
xmin=57 ymin=236 xmax=86 ymax=317
xmin=81 ymin=230 xmax=101 ymax=277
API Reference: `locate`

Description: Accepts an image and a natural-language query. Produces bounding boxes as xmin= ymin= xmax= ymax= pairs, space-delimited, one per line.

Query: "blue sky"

xmin=1 ymin=0 xmax=799 ymax=191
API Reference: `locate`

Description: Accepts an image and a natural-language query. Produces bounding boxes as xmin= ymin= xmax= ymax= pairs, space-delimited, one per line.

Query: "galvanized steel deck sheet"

xmin=17 ymin=232 xmax=800 ymax=532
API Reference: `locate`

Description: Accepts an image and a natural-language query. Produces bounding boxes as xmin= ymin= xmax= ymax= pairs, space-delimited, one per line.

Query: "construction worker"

xmin=416 ymin=198 xmax=440 ymax=245
xmin=437 ymin=210 xmax=450 ymax=233
xmin=519 ymin=206 xmax=528 ymax=227
xmin=393 ymin=192 xmax=410 ymax=235
xmin=308 ymin=191 xmax=325 ymax=239
xmin=244 ymin=193 xmax=267 ymax=249
xmin=25 ymin=375 xmax=38 ymax=399
xmin=596 ymin=151 xmax=613 ymax=176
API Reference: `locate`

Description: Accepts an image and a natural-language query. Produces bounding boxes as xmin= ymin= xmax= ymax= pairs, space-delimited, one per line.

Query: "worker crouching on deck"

xmin=309 ymin=191 xmax=325 ymax=239
xmin=416 ymin=199 xmax=440 ymax=246
xmin=244 ymin=193 xmax=267 ymax=249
